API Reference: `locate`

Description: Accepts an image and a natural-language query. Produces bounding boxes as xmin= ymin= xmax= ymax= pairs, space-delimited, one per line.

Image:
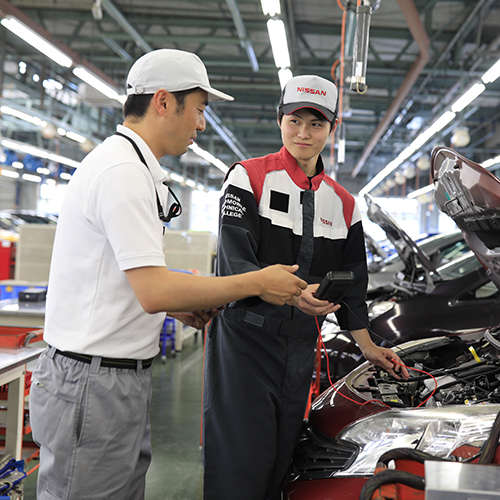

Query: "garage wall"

xmin=0 ymin=177 xmax=17 ymax=210
xmin=0 ymin=178 xmax=39 ymax=211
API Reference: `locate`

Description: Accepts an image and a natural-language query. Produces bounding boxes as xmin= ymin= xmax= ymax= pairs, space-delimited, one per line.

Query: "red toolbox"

xmin=0 ymin=326 xmax=44 ymax=349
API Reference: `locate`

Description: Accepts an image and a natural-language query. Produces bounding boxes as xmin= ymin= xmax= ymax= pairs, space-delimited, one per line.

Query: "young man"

xmin=202 ymin=75 xmax=408 ymax=500
xmin=29 ymin=49 xmax=307 ymax=500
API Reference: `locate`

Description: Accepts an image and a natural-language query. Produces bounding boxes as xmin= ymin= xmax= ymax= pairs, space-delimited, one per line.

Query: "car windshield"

xmin=383 ymin=232 xmax=466 ymax=265
xmin=11 ymin=213 xmax=56 ymax=224
xmin=436 ymin=251 xmax=483 ymax=280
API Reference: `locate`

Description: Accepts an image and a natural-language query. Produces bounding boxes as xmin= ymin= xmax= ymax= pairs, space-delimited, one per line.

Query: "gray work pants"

xmin=29 ymin=347 xmax=153 ymax=500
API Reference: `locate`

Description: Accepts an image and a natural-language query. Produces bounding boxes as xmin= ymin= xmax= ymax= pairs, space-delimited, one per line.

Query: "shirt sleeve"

xmin=335 ymin=203 xmax=370 ymax=331
xmin=88 ymin=161 xmax=167 ymax=271
xmin=216 ymin=164 xmax=262 ymax=277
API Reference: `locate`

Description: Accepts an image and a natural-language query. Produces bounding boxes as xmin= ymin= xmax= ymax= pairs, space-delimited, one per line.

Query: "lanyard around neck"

xmin=114 ymin=132 xmax=182 ymax=223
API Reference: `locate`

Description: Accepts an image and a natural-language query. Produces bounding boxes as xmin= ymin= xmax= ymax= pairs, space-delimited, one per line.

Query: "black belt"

xmin=54 ymin=349 xmax=155 ymax=370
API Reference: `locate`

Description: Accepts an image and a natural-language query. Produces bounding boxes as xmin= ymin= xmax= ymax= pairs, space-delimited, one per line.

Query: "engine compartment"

xmin=355 ymin=328 xmax=500 ymax=408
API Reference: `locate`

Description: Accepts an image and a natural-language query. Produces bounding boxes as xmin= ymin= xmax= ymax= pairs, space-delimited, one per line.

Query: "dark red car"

xmin=285 ymin=146 xmax=500 ymax=499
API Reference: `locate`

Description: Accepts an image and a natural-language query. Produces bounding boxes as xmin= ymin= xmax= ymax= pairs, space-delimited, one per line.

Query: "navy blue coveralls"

xmin=202 ymin=146 xmax=369 ymax=500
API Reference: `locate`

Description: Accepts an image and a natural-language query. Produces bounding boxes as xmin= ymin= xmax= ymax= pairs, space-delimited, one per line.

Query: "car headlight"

xmin=336 ymin=405 xmax=500 ymax=476
xmin=368 ymin=300 xmax=394 ymax=319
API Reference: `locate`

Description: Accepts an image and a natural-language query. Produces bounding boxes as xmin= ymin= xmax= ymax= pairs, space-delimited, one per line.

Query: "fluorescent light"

xmin=483 ymin=155 xmax=500 ymax=169
xmin=481 ymin=58 xmax=500 ymax=84
xmin=359 ymin=112 xmax=455 ymax=196
xmin=12 ymin=162 xmax=23 ymax=169
xmin=1 ymin=138 xmax=80 ymax=169
xmin=278 ymin=68 xmax=293 ymax=89
xmin=73 ymin=66 xmax=122 ymax=101
xmin=451 ymin=82 xmax=485 ymax=113
xmin=170 ymin=173 xmax=185 ymax=183
xmin=37 ymin=167 xmax=51 ymax=175
xmin=267 ymin=19 xmax=290 ymax=69
xmin=0 ymin=16 xmax=73 ymax=68
xmin=408 ymin=184 xmax=434 ymax=199
xmin=1 ymin=169 xmax=19 ymax=179
xmin=22 ymin=173 xmax=42 ymax=183
xmin=1 ymin=105 xmax=45 ymax=127
xmin=186 ymin=179 xmax=196 ymax=188
xmin=359 ymin=157 xmax=403 ymax=197
xmin=66 ymin=131 xmax=86 ymax=144
xmin=411 ymin=111 xmax=456 ymax=151
xmin=60 ymin=172 xmax=72 ymax=180
xmin=189 ymin=142 xmax=229 ymax=174
xmin=261 ymin=0 xmax=281 ymax=16
xmin=47 ymin=153 xmax=80 ymax=169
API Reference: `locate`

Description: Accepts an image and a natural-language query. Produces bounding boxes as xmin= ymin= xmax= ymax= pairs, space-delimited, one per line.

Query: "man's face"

xmin=279 ymin=108 xmax=332 ymax=172
xmin=164 ymin=89 xmax=208 ymax=156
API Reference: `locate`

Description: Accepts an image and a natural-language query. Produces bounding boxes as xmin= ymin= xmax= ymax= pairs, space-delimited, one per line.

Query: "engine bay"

xmin=355 ymin=328 xmax=500 ymax=408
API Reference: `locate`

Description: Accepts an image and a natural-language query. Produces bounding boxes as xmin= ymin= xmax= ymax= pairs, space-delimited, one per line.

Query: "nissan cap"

xmin=126 ymin=49 xmax=234 ymax=102
xmin=279 ymin=75 xmax=339 ymax=121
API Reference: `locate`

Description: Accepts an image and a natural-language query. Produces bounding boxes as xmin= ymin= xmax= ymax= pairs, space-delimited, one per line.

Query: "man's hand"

xmin=288 ymin=283 xmax=340 ymax=316
xmin=168 ymin=307 xmax=222 ymax=330
xmin=257 ymin=264 xmax=308 ymax=305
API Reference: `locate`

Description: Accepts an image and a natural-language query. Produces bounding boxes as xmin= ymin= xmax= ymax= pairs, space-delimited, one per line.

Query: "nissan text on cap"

xmin=126 ymin=49 xmax=234 ymax=102
xmin=279 ymin=75 xmax=339 ymax=121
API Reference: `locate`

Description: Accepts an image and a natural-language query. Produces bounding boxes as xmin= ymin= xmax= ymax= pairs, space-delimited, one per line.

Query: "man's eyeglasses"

xmin=159 ymin=184 xmax=182 ymax=223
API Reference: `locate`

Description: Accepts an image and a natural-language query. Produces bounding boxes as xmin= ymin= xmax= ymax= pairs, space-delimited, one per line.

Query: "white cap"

xmin=126 ymin=49 xmax=234 ymax=102
xmin=279 ymin=75 xmax=338 ymax=121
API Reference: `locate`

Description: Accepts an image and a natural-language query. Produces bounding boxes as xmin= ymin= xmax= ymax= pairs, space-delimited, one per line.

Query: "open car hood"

xmin=432 ymin=146 xmax=500 ymax=291
xmin=364 ymin=194 xmax=439 ymax=277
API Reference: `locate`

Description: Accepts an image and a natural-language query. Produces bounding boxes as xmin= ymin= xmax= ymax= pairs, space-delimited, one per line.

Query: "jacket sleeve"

xmin=335 ymin=204 xmax=370 ymax=331
xmin=216 ymin=164 xmax=262 ymax=278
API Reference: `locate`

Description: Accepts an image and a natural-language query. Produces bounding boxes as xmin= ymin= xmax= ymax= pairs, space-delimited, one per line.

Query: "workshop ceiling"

xmin=1 ymin=0 xmax=500 ymax=194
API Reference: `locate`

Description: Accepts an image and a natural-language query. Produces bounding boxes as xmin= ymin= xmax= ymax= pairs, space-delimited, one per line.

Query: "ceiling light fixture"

xmin=1 ymin=138 xmax=80 ymax=169
xmin=407 ymin=184 xmax=434 ymax=199
xmin=0 ymin=16 xmax=73 ymax=68
xmin=481 ymin=58 xmax=500 ymax=85
xmin=1 ymin=105 xmax=46 ymax=127
xmin=483 ymin=155 xmax=500 ymax=169
xmin=450 ymin=82 xmax=486 ymax=113
xmin=0 ymin=170 xmax=20 ymax=179
xmin=170 ymin=172 xmax=185 ymax=184
xmin=359 ymin=111 xmax=456 ymax=197
xmin=278 ymin=68 xmax=293 ymax=89
xmin=189 ymin=142 xmax=229 ymax=174
xmin=73 ymin=66 xmax=123 ymax=102
xmin=66 ymin=131 xmax=87 ymax=144
xmin=22 ymin=173 xmax=42 ymax=183
xmin=267 ymin=18 xmax=290 ymax=69
xmin=261 ymin=0 xmax=281 ymax=16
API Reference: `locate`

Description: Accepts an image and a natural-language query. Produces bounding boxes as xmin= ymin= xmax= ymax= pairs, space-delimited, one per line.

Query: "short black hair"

xmin=123 ymin=88 xmax=200 ymax=119
xmin=277 ymin=106 xmax=336 ymax=132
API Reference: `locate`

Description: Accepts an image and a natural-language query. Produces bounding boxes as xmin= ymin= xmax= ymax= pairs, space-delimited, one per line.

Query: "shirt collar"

xmin=116 ymin=124 xmax=169 ymax=183
xmin=279 ymin=146 xmax=325 ymax=190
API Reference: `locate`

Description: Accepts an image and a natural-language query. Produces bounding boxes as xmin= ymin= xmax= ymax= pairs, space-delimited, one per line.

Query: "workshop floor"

xmin=23 ymin=333 xmax=206 ymax=500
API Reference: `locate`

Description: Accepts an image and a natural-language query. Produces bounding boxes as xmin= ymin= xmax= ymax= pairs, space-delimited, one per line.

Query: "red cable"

xmin=314 ymin=317 xmax=438 ymax=409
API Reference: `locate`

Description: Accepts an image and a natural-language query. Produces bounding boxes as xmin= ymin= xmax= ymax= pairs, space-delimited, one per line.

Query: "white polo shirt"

xmin=44 ymin=125 xmax=169 ymax=359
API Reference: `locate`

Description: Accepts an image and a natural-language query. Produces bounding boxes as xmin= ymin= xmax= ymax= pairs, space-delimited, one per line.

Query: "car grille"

xmin=288 ymin=422 xmax=359 ymax=481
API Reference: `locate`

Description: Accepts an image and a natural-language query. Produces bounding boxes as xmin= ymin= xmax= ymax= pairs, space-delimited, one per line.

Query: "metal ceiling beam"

xmin=101 ymin=0 xmax=152 ymax=53
xmin=224 ymin=0 xmax=258 ymax=72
